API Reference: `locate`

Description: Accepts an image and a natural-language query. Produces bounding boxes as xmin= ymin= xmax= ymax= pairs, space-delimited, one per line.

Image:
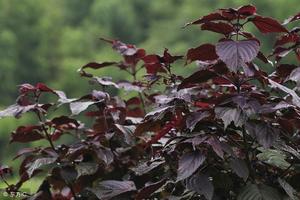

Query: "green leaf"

xmin=257 ymin=148 xmax=290 ymax=169
xmin=238 ymin=183 xmax=281 ymax=200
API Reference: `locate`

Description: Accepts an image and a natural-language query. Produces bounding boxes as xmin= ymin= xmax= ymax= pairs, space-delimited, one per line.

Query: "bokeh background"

xmin=0 ymin=0 xmax=299 ymax=190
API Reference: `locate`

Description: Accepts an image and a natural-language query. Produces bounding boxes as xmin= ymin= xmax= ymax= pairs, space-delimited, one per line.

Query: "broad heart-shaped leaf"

xmin=237 ymin=183 xmax=281 ymax=200
xmin=229 ymin=158 xmax=249 ymax=181
xmin=185 ymin=173 xmax=214 ymax=200
xmin=269 ymin=79 xmax=300 ymax=108
xmin=88 ymin=180 xmax=136 ymax=200
xmin=278 ymin=178 xmax=299 ymax=200
xmin=257 ymin=148 xmax=290 ymax=169
xmin=26 ymin=157 xmax=57 ymax=177
xmin=177 ymin=151 xmax=206 ymax=181
xmin=216 ymin=39 xmax=260 ymax=72
xmin=215 ymin=107 xmax=247 ymax=129
xmin=251 ymin=16 xmax=288 ymax=33
xmin=245 ymin=121 xmax=279 ymax=148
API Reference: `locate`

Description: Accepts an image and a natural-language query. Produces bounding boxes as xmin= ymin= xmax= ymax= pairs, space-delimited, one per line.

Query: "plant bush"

xmin=1 ymin=4 xmax=300 ymax=200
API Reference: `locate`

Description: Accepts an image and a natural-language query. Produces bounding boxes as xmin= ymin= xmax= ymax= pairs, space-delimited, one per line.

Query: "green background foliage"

xmin=0 ymin=0 xmax=298 ymax=188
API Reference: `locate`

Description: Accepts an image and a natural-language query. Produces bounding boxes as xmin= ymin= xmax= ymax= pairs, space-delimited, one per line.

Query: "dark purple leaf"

xmin=275 ymin=64 xmax=298 ymax=78
xmin=184 ymin=12 xmax=226 ymax=27
xmin=88 ymin=180 xmax=136 ymax=200
xmin=237 ymin=5 xmax=256 ymax=16
xmin=275 ymin=34 xmax=300 ymax=47
xmin=26 ymin=157 xmax=57 ymax=177
xmin=186 ymin=44 xmax=218 ymax=64
xmin=201 ymin=22 xmax=234 ymax=35
xmin=130 ymin=160 xmax=164 ymax=176
xmin=257 ymin=51 xmax=270 ymax=63
xmin=177 ymin=151 xmax=206 ymax=181
xmin=245 ymin=121 xmax=279 ymax=148
xmin=162 ymin=48 xmax=183 ymax=64
xmin=251 ymin=16 xmax=288 ymax=33
xmin=96 ymin=148 xmax=114 ymax=165
xmin=81 ymin=62 xmax=117 ymax=70
xmin=230 ymin=158 xmax=249 ymax=181
xmin=51 ymin=116 xmax=80 ymax=127
xmin=114 ymin=124 xmax=135 ymax=145
xmin=142 ymin=54 xmax=165 ymax=74
xmin=135 ymin=179 xmax=166 ymax=200
xmin=13 ymin=147 xmax=40 ymax=160
xmin=185 ymin=173 xmax=214 ymax=200
xmin=215 ymin=39 xmax=260 ymax=72
xmin=269 ymin=79 xmax=300 ymax=107
xmin=10 ymin=125 xmax=44 ymax=143
xmin=206 ymin=137 xmax=224 ymax=159
xmin=60 ymin=166 xmax=78 ymax=184
xmin=186 ymin=111 xmax=210 ymax=131
xmin=238 ymin=184 xmax=281 ymax=200
xmin=178 ymin=70 xmax=217 ymax=90
xmin=215 ymin=107 xmax=247 ymax=128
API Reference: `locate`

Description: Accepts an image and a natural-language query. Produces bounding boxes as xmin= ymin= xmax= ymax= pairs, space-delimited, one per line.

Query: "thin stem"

xmin=33 ymin=92 xmax=57 ymax=152
xmin=0 ymin=175 xmax=10 ymax=187
xmin=279 ymin=163 xmax=294 ymax=178
xmin=236 ymin=14 xmax=240 ymax=41
xmin=242 ymin=126 xmax=255 ymax=181
xmin=132 ymin=71 xmax=147 ymax=114
xmin=36 ymin=112 xmax=57 ymax=153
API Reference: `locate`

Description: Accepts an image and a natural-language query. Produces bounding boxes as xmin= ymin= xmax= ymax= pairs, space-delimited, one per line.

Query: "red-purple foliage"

xmin=1 ymin=4 xmax=300 ymax=200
